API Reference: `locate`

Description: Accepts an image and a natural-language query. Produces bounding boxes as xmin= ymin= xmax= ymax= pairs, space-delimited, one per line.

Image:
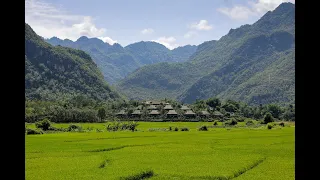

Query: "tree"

xmin=263 ymin=112 xmax=274 ymax=124
xmin=267 ymin=104 xmax=283 ymax=119
xmin=97 ymin=107 xmax=106 ymax=121
xmin=35 ymin=118 xmax=51 ymax=131
xmin=206 ymin=97 xmax=221 ymax=109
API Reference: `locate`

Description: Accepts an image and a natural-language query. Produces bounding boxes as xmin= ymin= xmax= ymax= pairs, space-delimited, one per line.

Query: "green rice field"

xmin=25 ymin=122 xmax=295 ymax=180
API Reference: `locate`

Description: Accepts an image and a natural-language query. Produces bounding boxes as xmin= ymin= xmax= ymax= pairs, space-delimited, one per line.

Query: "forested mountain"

xmin=46 ymin=38 xmax=197 ymax=84
xmin=25 ymin=23 xmax=122 ymax=101
xmin=116 ymin=2 xmax=295 ymax=105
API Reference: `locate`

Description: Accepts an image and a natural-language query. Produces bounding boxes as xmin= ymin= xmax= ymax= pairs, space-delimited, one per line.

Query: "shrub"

xmin=35 ymin=118 xmax=51 ymax=131
xmin=68 ymin=124 xmax=82 ymax=132
xmin=225 ymin=119 xmax=238 ymax=126
xmin=263 ymin=113 xmax=274 ymax=124
xmin=106 ymin=121 xmax=139 ymax=132
xmin=180 ymin=127 xmax=189 ymax=131
xmin=198 ymin=125 xmax=208 ymax=131
xmin=267 ymin=124 xmax=273 ymax=129
xmin=246 ymin=120 xmax=254 ymax=126
xmin=26 ymin=128 xmax=43 ymax=135
xmin=174 ymin=127 xmax=179 ymax=131
xmin=279 ymin=122 xmax=285 ymax=127
xmin=213 ymin=121 xmax=218 ymax=126
xmin=236 ymin=116 xmax=245 ymax=122
xmin=48 ymin=126 xmax=65 ymax=131
xmin=169 ymin=126 xmax=172 ymax=131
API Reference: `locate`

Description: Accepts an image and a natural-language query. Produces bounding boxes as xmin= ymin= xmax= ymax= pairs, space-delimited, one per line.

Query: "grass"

xmin=25 ymin=122 xmax=294 ymax=180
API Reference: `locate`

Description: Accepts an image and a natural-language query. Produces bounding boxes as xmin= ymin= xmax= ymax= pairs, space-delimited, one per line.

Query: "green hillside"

xmin=25 ymin=23 xmax=122 ymax=101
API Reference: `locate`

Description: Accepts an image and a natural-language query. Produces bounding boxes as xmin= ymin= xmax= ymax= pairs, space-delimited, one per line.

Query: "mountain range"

xmin=46 ymin=37 xmax=197 ymax=84
xmin=116 ymin=2 xmax=295 ymax=105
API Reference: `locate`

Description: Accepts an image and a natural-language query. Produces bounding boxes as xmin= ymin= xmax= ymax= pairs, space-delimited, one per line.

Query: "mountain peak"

xmin=77 ymin=36 xmax=89 ymax=42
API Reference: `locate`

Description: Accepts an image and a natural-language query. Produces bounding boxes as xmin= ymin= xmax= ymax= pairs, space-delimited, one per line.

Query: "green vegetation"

xmin=46 ymin=38 xmax=197 ymax=84
xmin=25 ymin=23 xmax=122 ymax=101
xmin=26 ymin=122 xmax=294 ymax=179
xmin=116 ymin=3 xmax=295 ymax=106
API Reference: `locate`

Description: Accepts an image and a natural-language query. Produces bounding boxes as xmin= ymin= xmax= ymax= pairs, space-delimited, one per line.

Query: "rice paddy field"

xmin=25 ymin=122 xmax=295 ymax=180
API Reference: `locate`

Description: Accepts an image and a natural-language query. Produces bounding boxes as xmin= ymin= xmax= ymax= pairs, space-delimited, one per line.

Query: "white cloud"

xmin=98 ymin=37 xmax=117 ymax=45
xmin=218 ymin=6 xmax=255 ymax=21
xmin=141 ymin=28 xmax=154 ymax=34
xmin=190 ymin=20 xmax=213 ymax=31
xmin=25 ymin=0 xmax=116 ymax=43
xmin=184 ymin=31 xmax=198 ymax=39
xmin=218 ymin=0 xmax=295 ymax=21
xmin=152 ymin=36 xmax=179 ymax=50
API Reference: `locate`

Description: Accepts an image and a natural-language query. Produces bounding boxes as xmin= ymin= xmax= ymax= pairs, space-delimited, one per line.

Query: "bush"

xmin=106 ymin=121 xmax=139 ymax=132
xmin=267 ymin=124 xmax=273 ymax=129
xmin=198 ymin=125 xmax=208 ymax=131
xmin=263 ymin=113 xmax=274 ymax=124
xmin=48 ymin=126 xmax=65 ymax=131
xmin=279 ymin=122 xmax=285 ymax=127
xmin=213 ymin=121 xmax=218 ymax=126
xmin=169 ymin=126 xmax=172 ymax=131
xmin=26 ymin=128 xmax=43 ymax=135
xmin=225 ymin=119 xmax=238 ymax=126
xmin=35 ymin=118 xmax=51 ymax=131
xmin=246 ymin=120 xmax=254 ymax=126
xmin=180 ymin=127 xmax=189 ymax=131
xmin=67 ymin=124 xmax=82 ymax=132
xmin=236 ymin=117 xmax=245 ymax=122
xmin=174 ymin=127 xmax=179 ymax=131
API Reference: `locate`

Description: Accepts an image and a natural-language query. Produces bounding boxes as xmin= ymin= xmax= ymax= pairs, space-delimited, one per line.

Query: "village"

xmin=114 ymin=100 xmax=225 ymax=121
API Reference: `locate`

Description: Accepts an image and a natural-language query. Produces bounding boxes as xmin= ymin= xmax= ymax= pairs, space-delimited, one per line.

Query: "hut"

xmin=184 ymin=110 xmax=196 ymax=119
xmin=145 ymin=101 xmax=152 ymax=105
xmin=131 ymin=110 xmax=141 ymax=118
xmin=149 ymin=110 xmax=160 ymax=117
xmin=115 ymin=110 xmax=126 ymax=118
xmin=199 ymin=110 xmax=210 ymax=118
xmin=163 ymin=104 xmax=173 ymax=110
xmin=136 ymin=105 xmax=143 ymax=110
xmin=166 ymin=110 xmax=178 ymax=118
xmin=212 ymin=111 xmax=224 ymax=119
xmin=181 ymin=105 xmax=191 ymax=111
xmin=147 ymin=105 xmax=157 ymax=110
xmin=151 ymin=100 xmax=161 ymax=105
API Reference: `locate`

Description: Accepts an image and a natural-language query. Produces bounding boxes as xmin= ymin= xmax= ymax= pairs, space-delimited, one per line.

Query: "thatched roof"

xmin=145 ymin=101 xmax=152 ymax=105
xmin=115 ymin=110 xmax=126 ymax=115
xmin=201 ymin=111 xmax=210 ymax=115
xmin=166 ymin=110 xmax=178 ymax=115
xmin=147 ymin=105 xmax=157 ymax=110
xmin=132 ymin=110 xmax=141 ymax=115
xmin=181 ymin=105 xmax=190 ymax=110
xmin=149 ymin=110 xmax=160 ymax=115
xmin=136 ymin=105 xmax=142 ymax=110
xmin=212 ymin=111 xmax=223 ymax=116
xmin=185 ymin=110 xmax=196 ymax=115
xmin=151 ymin=100 xmax=161 ymax=105
xmin=164 ymin=105 xmax=173 ymax=110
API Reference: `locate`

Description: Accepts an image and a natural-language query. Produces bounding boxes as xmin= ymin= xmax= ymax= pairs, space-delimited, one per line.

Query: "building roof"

xmin=132 ymin=110 xmax=141 ymax=115
xmin=164 ymin=105 xmax=173 ymax=110
xmin=166 ymin=110 xmax=178 ymax=115
xmin=181 ymin=105 xmax=191 ymax=110
xmin=151 ymin=101 xmax=161 ymax=105
xmin=147 ymin=105 xmax=157 ymax=109
xmin=149 ymin=110 xmax=160 ymax=115
xmin=115 ymin=110 xmax=126 ymax=115
xmin=185 ymin=110 xmax=196 ymax=115
xmin=212 ymin=111 xmax=223 ymax=116
xmin=201 ymin=111 xmax=210 ymax=115
xmin=136 ymin=105 xmax=143 ymax=110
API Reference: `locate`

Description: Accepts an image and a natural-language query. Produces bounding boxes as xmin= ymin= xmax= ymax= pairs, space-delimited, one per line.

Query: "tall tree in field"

xmin=97 ymin=108 xmax=106 ymax=121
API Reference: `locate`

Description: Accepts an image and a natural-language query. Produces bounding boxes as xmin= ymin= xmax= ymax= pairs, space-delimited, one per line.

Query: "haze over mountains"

xmin=46 ymin=37 xmax=197 ymax=84
xmin=116 ymin=2 xmax=295 ymax=105
xmin=28 ymin=2 xmax=295 ymax=106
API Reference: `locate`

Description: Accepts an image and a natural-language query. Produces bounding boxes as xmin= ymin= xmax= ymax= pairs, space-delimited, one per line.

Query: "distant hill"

xmin=25 ymin=23 xmax=122 ymax=101
xmin=46 ymin=38 xmax=197 ymax=84
xmin=116 ymin=2 xmax=295 ymax=105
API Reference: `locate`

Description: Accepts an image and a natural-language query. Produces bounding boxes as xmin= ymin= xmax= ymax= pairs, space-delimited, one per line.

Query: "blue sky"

xmin=25 ymin=0 xmax=294 ymax=49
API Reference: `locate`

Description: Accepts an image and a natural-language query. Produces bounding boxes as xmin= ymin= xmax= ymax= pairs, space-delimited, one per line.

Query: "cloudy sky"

xmin=25 ymin=0 xmax=295 ymax=49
